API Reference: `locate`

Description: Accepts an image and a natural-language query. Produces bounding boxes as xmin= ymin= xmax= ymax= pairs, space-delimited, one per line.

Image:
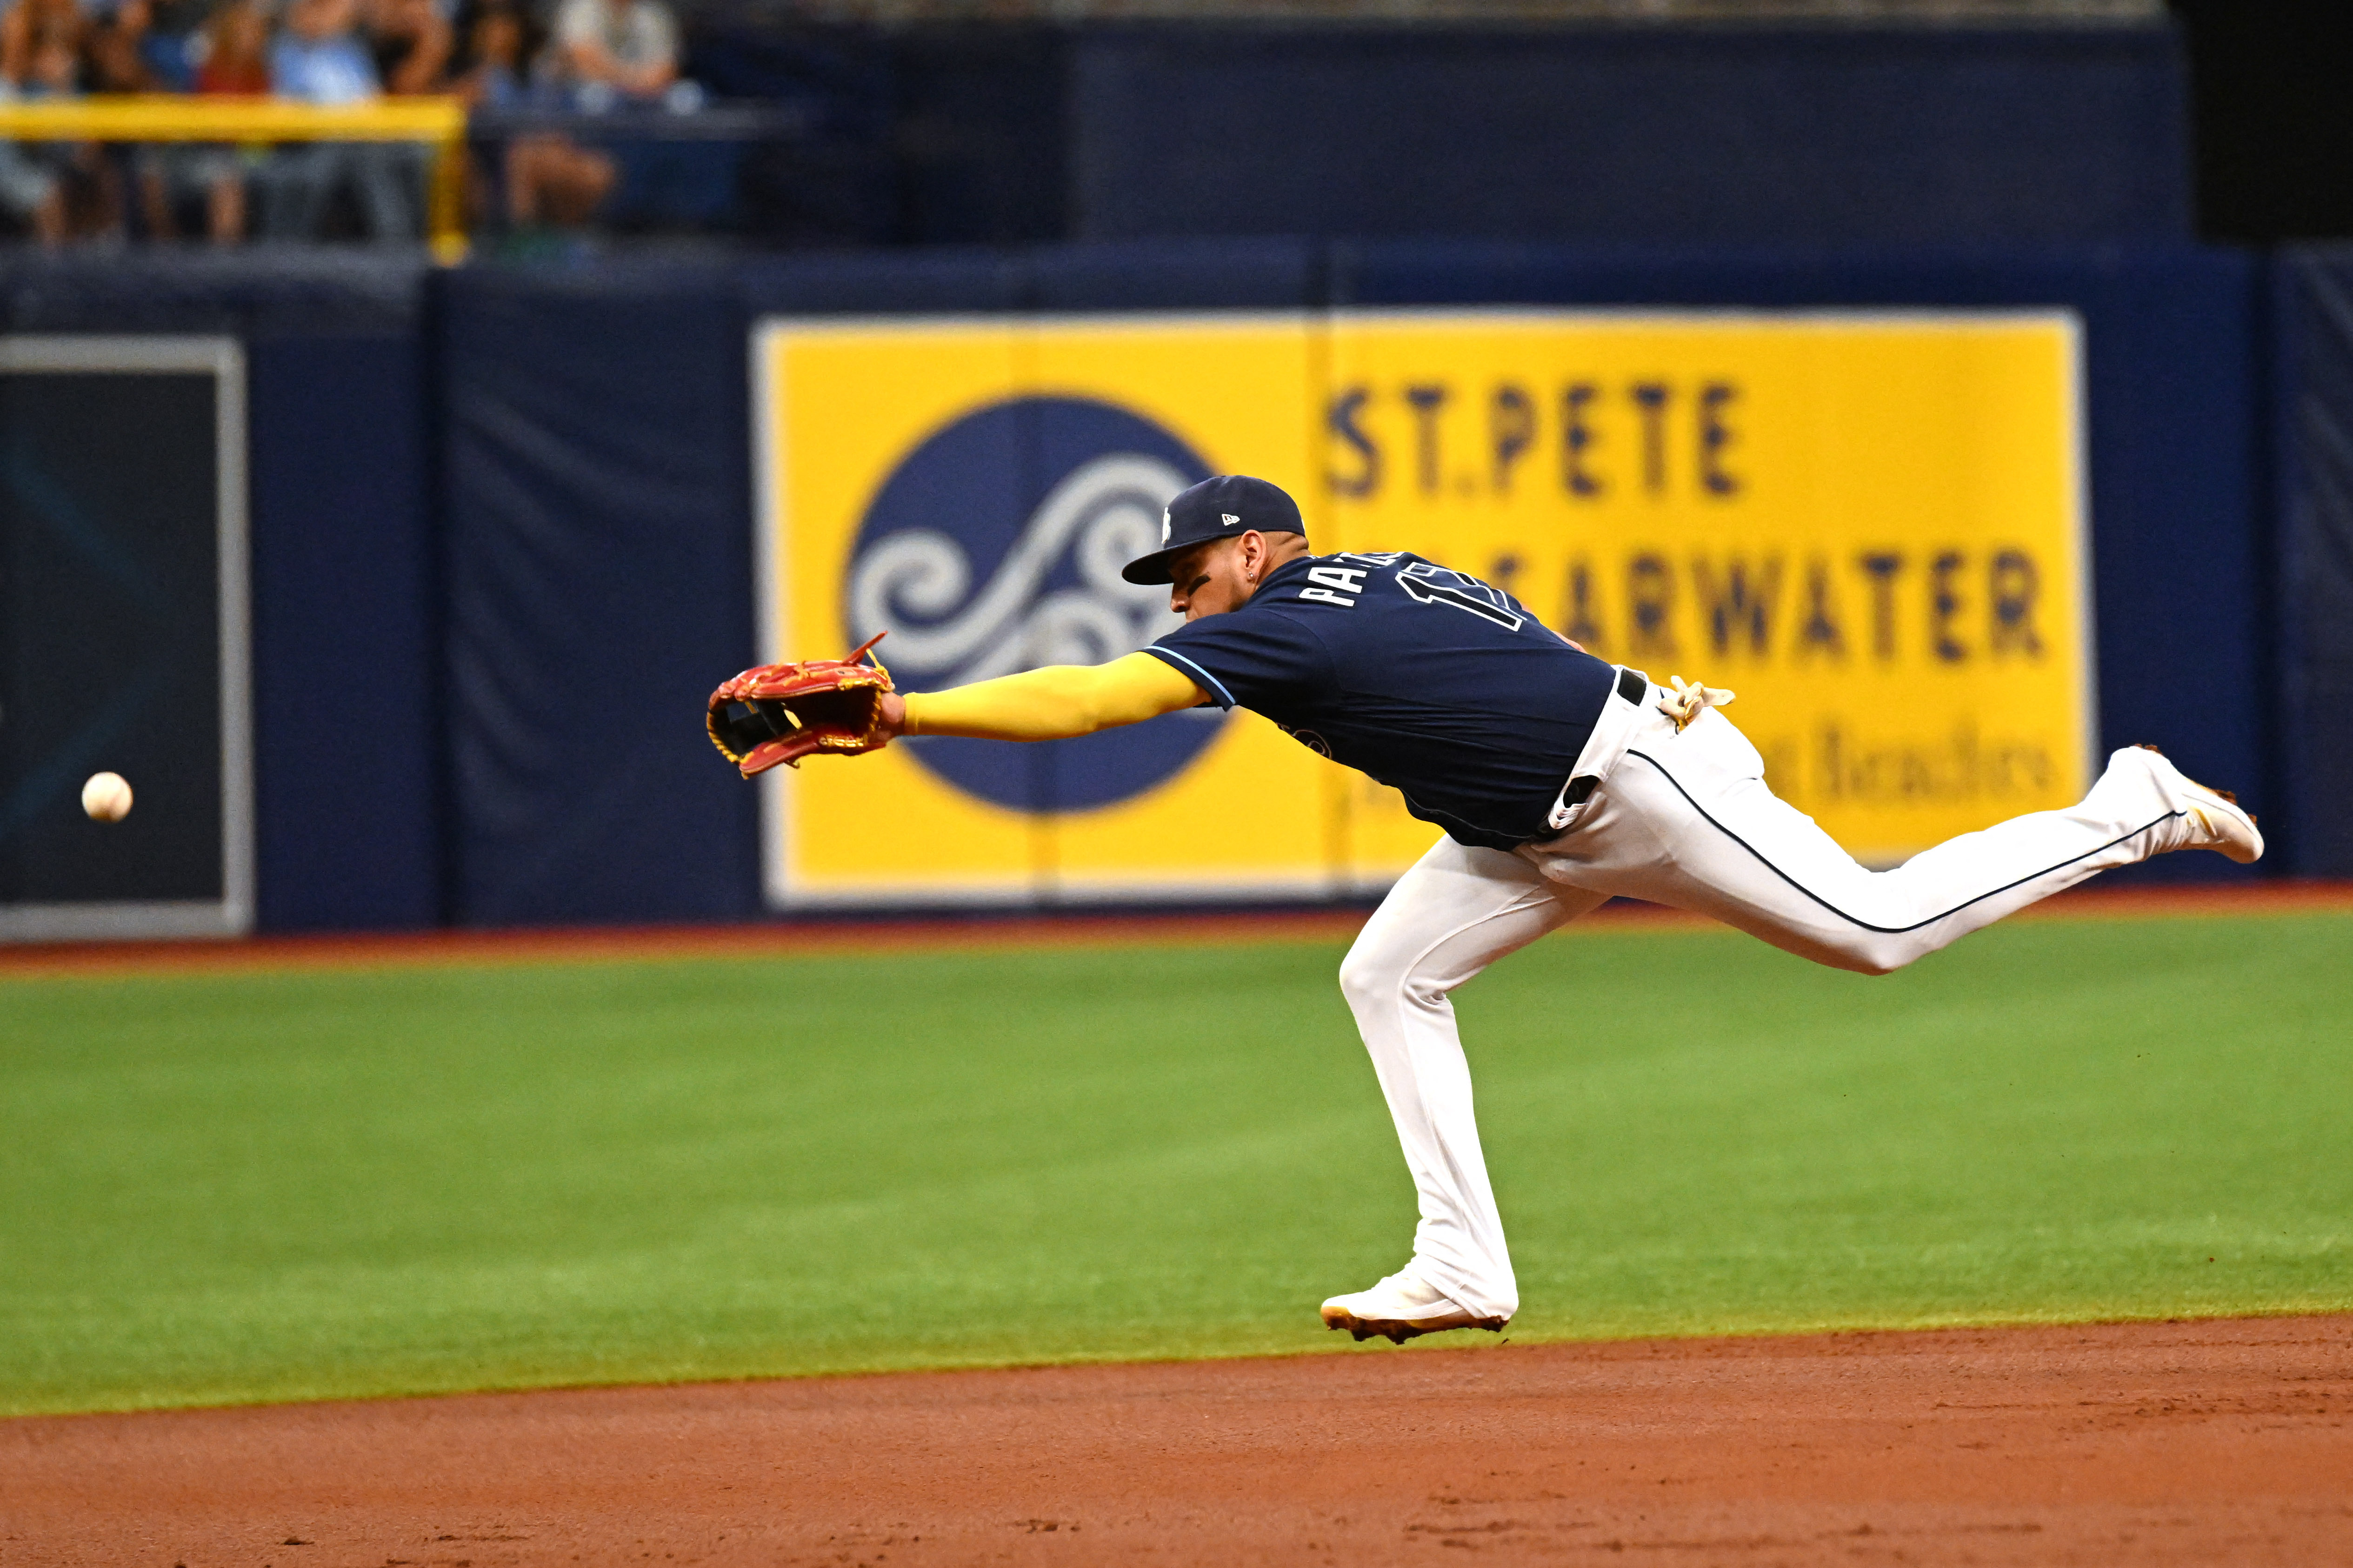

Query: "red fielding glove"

xmin=706 ymin=633 xmax=894 ymax=777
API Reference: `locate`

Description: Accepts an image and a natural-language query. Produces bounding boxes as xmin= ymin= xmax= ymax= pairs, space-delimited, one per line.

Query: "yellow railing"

xmin=0 ymin=95 xmax=471 ymax=262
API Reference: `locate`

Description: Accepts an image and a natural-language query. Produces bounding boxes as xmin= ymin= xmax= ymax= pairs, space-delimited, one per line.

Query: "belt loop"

xmin=1615 ymin=666 xmax=1647 ymax=706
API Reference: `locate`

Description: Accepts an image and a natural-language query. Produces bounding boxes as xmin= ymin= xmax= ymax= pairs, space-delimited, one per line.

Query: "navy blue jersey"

xmin=1147 ymin=551 xmax=1615 ymax=850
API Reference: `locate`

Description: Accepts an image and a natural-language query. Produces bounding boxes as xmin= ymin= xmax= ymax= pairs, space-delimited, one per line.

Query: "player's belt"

xmin=1614 ymin=666 xmax=1646 ymax=706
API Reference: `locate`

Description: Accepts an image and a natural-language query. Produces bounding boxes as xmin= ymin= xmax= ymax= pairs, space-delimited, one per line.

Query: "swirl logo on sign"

xmin=843 ymin=397 xmax=1220 ymax=811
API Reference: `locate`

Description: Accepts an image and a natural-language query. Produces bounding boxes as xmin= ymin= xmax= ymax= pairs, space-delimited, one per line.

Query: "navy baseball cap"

xmin=1121 ymin=474 xmax=1306 ymax=585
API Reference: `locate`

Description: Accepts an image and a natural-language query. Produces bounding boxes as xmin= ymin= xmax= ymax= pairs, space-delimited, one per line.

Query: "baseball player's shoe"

xmin=1320 ymin=1273 xmax=1507 ymax=1344
xmin=2133 ymin=744 xmax=2264 ymax=864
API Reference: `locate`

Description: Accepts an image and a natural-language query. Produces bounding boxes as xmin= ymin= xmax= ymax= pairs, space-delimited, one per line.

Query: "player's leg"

xmin=1326 ymin=836 xmax=1606 ymax=1340
xmin=1521 ymin=703 xmax=2255 ymax=976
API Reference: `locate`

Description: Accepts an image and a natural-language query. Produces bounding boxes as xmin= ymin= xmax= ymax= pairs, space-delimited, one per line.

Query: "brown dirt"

xmin=2 ymin=881 xmax=2349 ymax=982
xmin=3 ymin=1316 xmax=2346 ymax=1568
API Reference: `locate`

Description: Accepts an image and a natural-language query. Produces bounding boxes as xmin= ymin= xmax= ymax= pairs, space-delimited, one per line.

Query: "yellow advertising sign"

xmin=753 ymin=310 xmax=2089 ymax=907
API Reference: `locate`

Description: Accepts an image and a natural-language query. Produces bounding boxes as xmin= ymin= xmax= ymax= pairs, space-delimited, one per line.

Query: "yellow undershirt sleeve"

xmin=901 ymin=651 xmax=1207 ymax=742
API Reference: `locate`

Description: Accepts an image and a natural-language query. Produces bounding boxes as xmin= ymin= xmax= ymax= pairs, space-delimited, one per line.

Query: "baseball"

xmin=81 ymin=771 xmax=133 ymax=823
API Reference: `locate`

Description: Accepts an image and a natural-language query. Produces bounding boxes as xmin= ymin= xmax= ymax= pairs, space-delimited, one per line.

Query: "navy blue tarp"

xmin=437 ymin=264 xmax=758 ymax=925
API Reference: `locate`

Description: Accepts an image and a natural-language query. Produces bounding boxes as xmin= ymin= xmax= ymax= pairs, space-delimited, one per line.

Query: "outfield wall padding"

xmin=438 ymin=264 xmax=759 ymax=926
xmin=246 ymin=330 xmax=440 ymax=931
xmin=2271 ymin=249 xmax=2353 ymax=878
xmin=437 ymin=240 xmax=2269 ymax=925
xmin=0 ymin=240 xmax=2291 ymax=932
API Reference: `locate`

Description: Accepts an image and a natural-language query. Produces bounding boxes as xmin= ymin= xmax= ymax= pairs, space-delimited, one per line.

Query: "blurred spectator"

xmin=86 ymin=0 xmax=193 ymax=241
xmin=456 ymin=0 xmax=611 ymax=232
xmin=544 ymin=0 xmax=676 ymax=107
xmin=135 ymin=0 xmax=201 ymax=90
xmin=262 ymin=0 xmax=416 ymax=239
xmin=451 ymin=0 xmax=529 ymax=108
xmin=139 ymin=0 xmax=269 ymax=243
xmin=193 ymin=0 xmax=268 ymax=93
xmin=271 ymin=0 xmax=376 ymax=104
xmin=1 ymin=0 xmax=85 ymax=94
xmin=487 ymin=0 xmax=694 ymax=237
xmin=82 ymin=0 xmax=156 ymax=91
xmin=366 ymin=0 xmax=447 ymax=95
xmin=0 ymin=0 xmax=119 ymax=244
xmin=502 ymin=123 xmax=611 ymax=229
xmin=361 ymin=0 xmax=445 ymax=237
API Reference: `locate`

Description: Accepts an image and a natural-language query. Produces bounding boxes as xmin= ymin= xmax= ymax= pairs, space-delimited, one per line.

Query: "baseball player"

xmin=755 ymin=474 xmax=2264 ymax=1345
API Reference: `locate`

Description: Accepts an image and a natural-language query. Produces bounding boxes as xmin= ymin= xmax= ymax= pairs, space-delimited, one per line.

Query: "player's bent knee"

xmin=1335 ymin=947 xmax=1392 ymax=1014
xmin=1831 ymin=934 xmax=1921 ymax=977
xmin=1336 ymin=940 xmax=1413 ymax=1016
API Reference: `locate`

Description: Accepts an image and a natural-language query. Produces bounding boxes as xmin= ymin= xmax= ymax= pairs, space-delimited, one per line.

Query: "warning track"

xmin=1 ymin=880 xmax=2346 ymax=980
xmin=4 ymin=1315 xmax=2346 ymax=1566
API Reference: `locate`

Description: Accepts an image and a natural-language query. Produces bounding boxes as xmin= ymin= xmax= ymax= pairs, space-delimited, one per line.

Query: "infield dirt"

xmin=5 ymin=1315 xmax=2346 ymax=1568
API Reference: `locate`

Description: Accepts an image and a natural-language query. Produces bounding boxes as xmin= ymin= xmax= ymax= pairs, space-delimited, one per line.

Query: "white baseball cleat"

xmin=1320 ymin=1272 xmax=1508 ymax=1344
xmin=2133 ymin=744 xmax=2264 ymax=864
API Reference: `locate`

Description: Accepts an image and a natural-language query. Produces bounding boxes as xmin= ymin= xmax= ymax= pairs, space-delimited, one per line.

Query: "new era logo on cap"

xmin=1122 ymin=476 xmax=1307 ymax=585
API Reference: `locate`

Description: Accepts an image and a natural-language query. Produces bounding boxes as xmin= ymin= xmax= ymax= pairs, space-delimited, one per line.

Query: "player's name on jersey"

xmin=1324 ymin=376 xmax=1745 ymax=503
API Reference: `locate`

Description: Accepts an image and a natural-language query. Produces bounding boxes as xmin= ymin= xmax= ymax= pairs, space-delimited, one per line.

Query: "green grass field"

xmin=3 ymin=911 xmax=2348 ymax=1417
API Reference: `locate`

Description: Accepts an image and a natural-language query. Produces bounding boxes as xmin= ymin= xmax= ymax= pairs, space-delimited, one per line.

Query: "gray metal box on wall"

xmin=0 ymin=337 xmax=252 ymax=939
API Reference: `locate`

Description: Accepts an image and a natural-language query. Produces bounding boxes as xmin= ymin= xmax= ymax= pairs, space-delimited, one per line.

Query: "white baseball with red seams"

xmin=80 ymin=771 xmax=133 ymax=823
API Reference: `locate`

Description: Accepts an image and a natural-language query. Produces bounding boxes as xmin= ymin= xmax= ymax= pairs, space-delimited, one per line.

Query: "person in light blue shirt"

xmin=259 ymin=0 xmax=416 ymax=239
xmin=269 ymin=0 xmax=378 ymax=104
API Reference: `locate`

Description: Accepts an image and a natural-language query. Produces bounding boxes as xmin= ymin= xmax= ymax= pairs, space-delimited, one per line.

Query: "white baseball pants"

xmin=1338 ymin=673 xmax=2215 ymax=1322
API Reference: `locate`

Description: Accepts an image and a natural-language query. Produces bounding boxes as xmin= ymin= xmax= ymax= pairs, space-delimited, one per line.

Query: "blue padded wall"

xmin=0 ymin=233 xmax=2281 ymax=931
xmin=437 ymin=240 xmax=2264 ymax=924
xmin=437 ymin=264 xmax=759 ymax=926
xmin=246 ymin=332 xmax=441 ymax=930
xmin=2271 ymin=249 xmax=2353 ymax=877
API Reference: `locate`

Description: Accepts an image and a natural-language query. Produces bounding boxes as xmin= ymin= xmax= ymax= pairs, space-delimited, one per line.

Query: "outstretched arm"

xmin=880 ymin=651 xmax=1206 ymax=742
